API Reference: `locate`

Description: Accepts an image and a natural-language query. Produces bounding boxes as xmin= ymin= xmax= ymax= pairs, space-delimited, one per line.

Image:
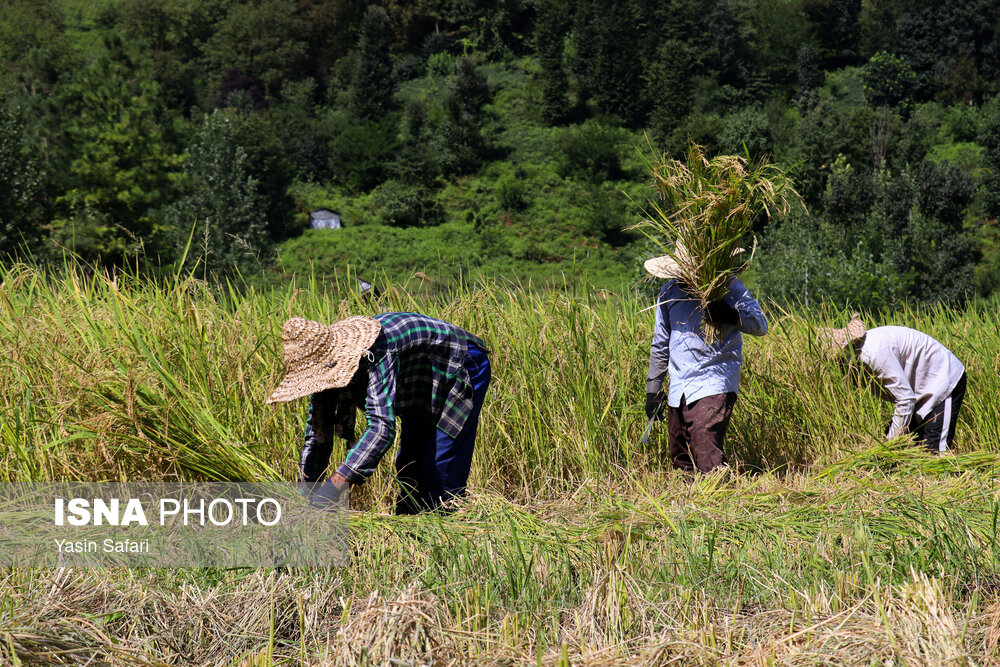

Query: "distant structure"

xmin=358 ymin=278 xmax=380 ymax=301
xmin=309 ymin=209 xmax=342 ymax=230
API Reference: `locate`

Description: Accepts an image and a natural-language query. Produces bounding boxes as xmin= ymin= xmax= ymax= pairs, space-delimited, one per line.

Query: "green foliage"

xmin=349 ymin=5 xmax=395 ymax=120
xmin=862 ymin=51 xmax=916 ymax=108
xmin=0 ymin=0 xmax=996 ymax=304
xmin=426 ymin=51 xmax=456 ymax=77
xmin=978 ymin=96 xmax=1000 ymax=219
xmin=758 ymin=160 xmax=979 ymax=308
xmin=169 ymin=111 xmax=269 ymax=275
xmin=49 ymin=35 xmax=179 ymax=266
xmin=325 ymin=112 xmax=400 ymax=193
xmin=718 ymin=107 xmax=774 ymax=161
xmin=203 ymin=0 xmax=311 ymax=98
xmin=494 ymin=169 xmax=530 ymax=212
xmin=534 ymin=0 xmax=569 ymax=125
xmin=432 ymin=58 xmax=492 ymax=176
xmin=0 ymin=106 xmax=44 ymax=256
xmin=372 ymin=179 xmax=442 ymax=227
xmin=575 ymin=0 xmax=645 ymax=125
xmin=556 ymin=120 xmax=628 ymax=182
xmin=645 ymin=38 xmax=699 ymax=144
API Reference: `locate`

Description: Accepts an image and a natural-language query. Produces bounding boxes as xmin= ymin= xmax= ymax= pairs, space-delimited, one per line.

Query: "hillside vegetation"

xmin=3 ymin=0 xmax=1000 ymax=301
xmin=1 ymin=265 xmax=1000 ymax=663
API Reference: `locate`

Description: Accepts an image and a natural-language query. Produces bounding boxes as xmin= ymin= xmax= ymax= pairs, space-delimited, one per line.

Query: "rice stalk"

xmin=631 ymin=141 xmax=803 ymax=341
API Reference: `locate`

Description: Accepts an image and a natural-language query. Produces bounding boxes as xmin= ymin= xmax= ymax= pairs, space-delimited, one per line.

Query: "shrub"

xmin=373 ymin=179 xmax=441 ymax=227
xmin=556 ymin=120 xmax=627 ymax=182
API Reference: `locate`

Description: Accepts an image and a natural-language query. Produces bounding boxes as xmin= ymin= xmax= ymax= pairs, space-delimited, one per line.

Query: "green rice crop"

xmin=1 ymin=262 xmax=999 ymax=664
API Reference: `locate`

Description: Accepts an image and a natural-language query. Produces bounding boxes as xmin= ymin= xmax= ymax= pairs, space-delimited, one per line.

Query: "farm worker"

xmin=821 ymin=317 xmax=967 ymax=452
xmin=267 ymin=313 xmax=491 ymax=514
xmin=643 ymin=251 xmax=768 ymax=472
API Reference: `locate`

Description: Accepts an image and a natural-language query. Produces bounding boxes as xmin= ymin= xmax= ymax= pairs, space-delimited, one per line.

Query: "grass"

xmin=1 ymin=262 xmax=999 ymax=664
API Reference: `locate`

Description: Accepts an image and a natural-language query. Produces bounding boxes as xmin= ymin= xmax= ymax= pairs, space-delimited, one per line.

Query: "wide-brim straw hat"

xmin=818 ymin=316 xmax=866 ymax=356
xmin=643 ymin=243 xmax=746 ymax=280
xmin=267 ymin=316 xmax=381 ymax=404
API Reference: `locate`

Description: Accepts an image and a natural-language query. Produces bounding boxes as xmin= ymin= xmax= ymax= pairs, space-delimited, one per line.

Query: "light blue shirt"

xmin=646 ymin=278 xmax=768 ymax=408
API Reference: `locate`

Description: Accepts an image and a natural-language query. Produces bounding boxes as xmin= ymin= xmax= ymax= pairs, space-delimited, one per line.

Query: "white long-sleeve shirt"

xmin=858 ymin=326 xmax=965 ymax=438
xmin=646 ymin=278 xmax=768 ymax=407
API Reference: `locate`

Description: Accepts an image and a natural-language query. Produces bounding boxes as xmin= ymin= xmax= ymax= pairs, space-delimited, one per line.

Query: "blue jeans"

xmin=395 ymin=343 xmax=491 ymax=514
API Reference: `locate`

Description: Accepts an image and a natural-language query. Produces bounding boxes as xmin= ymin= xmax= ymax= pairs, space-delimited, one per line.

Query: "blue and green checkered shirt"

xmin=303 ymin=312 xmax=488 ymax=485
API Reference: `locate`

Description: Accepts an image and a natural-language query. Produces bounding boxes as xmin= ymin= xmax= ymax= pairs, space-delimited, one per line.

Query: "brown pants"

xmin=667 ymin=393 xmax=737 ymax=472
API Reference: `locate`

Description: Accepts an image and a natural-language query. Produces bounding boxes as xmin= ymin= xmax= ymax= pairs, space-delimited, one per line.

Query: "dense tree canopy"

xmin=0 ymin=0 xmax=999 ymax=305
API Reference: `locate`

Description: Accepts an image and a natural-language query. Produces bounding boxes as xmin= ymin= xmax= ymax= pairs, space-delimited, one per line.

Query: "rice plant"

xmin=0 ymin=262 xmax=999 ymax=664
xmin=631 ymin=142 xmax=802 ymax=339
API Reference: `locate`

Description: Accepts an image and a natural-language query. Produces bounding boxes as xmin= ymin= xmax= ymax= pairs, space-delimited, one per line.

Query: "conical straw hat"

xmin=267 ymin=316 xmax=381 ymax=404
xmin=818 ymin=316 xmax=866 ymax=357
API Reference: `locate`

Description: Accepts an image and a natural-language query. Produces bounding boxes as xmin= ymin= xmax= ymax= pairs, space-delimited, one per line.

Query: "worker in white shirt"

xmin=822 ymin=316 xmax=967 ymax=452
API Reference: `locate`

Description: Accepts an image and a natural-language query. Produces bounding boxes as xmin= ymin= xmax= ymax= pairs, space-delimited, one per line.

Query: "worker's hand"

xmin=309 ymin=475 xmax=349 ymax=510
xmin=645 ymin=392 xmax=666 ymax=420
xmin=705 ymin=299 xmax=740 ymax=327
xmin=330 ymin=472 xmax=350 ymax=491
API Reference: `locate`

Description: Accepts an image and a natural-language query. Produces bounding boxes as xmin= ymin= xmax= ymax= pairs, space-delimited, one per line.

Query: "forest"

xmin=2 ymin=0 xmax=1000 ymax=308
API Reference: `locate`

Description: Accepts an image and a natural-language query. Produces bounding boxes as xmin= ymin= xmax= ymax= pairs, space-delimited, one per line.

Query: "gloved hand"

xmin=705 ymin=299 xmax=740 ymax=327
xmin=297 ymin=480 xmax=322 ymax=497
xmin=645 ymin=391 xmax=666 ymax=420
xmin=309 ymin=478 xmax=345 ymax=510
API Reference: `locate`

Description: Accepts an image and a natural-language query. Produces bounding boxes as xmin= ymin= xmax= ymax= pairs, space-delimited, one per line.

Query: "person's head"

xmin=267 ymin=316 xmax=381 ymax=405
xmin=818 ymin=315 xmax=866 ymax=365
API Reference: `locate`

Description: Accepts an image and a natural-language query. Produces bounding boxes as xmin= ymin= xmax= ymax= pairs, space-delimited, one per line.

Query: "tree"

xmin=535 ymin=0 xmax=569 ymax=124
xmin=0 ymin=107 xmax=44 ymax=256
xmin=49 ymin=36 xmax=179 ymax=266
xmin=801 ymin=0 xmax=862 ymax=69
xmin=796 ymin=45 xmax=822 ymax=103
xmin=170 ymin=111 xmax=269 ymax=275
xmin=586 ymin=0 xmax=645 ymax=125
xmin=204 ymin=0 xmax=311 ymax=99
xmin=979 ymin=96 xmax=1000 ymax=219
xmin=862 ymin=51 xmax=916 ymax=108
xmin=645 ymin=39 xmax=699 ymax=145
xmin=433 ymin=58 xmax=491 ymax=175
xmin=349 ymin=5 xmax=395 ymax=120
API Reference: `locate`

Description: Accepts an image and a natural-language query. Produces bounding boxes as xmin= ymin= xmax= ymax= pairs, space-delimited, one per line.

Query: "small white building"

xmin=309 ymin=209 xmax=342 ymax=230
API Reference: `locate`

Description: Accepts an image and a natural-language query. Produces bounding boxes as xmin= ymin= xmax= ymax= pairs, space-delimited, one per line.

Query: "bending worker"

xmin=268 ymin=312 xmax=491 ymax=513
xmin=644 ymin=250 xmax=768 ymax=473
xmin=823 ymin=317 xmax=966 ymax=452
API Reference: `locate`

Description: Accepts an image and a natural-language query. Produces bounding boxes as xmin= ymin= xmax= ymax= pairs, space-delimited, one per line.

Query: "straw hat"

xmin=267 ymin=316 xmax=381 ymax=404
xmin=643 ymin=247 xmax=690 ymax=280
xmin=818 ymin=316 xmax=866 ymax=356
xmin=643 ymin=243 xmax=746 ymax=280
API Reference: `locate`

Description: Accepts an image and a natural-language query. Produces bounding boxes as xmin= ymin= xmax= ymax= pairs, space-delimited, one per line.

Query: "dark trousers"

xmin=395 ymin=344 xmax=491 ymax=514
xmin=667 ymin=392 xmax=736 ymax=473
xmin=911 ymin=372 xmax=967 ymax=452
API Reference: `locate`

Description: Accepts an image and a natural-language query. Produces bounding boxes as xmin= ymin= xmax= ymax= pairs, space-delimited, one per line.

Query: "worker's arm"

xmin=335 ymin=351 xmax=397 ymax=485
xmin=724 ymin=278 xmax=768 ymax=337
xmin=300 ymin=394 xmax=334 ymax=484
xmin=645 ymin=283 xmax=672 ymax=419
xmin=866 ymin=352 xmax=917 ymax=438
xmin=646 ymin=283 xmax=672 ymax=396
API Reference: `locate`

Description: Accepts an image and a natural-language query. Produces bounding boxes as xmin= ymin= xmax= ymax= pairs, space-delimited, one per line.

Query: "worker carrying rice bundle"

xmin=821 ymin=317 xmax=967 ymax=452
xmin=268 ymin=313 xmax=491 ymax=513
xmin=643 ymin=248 xmax=768 ymax=472
xmin=636 ymin=143 xmax=800 ymax=473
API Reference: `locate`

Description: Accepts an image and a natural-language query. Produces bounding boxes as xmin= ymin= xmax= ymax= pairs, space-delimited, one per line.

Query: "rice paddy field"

xmin=2 ymin=262 xmax=1000 ymax=665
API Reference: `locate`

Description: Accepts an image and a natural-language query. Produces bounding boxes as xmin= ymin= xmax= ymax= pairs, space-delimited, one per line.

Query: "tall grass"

xmin=2 ymin=262 xmax=1000 ymax=664
xmin=0 ymin=262 xmax=998 ymax=488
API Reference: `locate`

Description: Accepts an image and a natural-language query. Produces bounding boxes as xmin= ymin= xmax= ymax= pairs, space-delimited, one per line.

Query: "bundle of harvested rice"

xmin=633 ymin=142 xmax=802 ymax=340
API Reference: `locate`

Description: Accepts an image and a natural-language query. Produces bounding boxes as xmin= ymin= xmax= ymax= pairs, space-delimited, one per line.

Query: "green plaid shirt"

xmin=302 ymin=312 xmax=488 ymax=485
